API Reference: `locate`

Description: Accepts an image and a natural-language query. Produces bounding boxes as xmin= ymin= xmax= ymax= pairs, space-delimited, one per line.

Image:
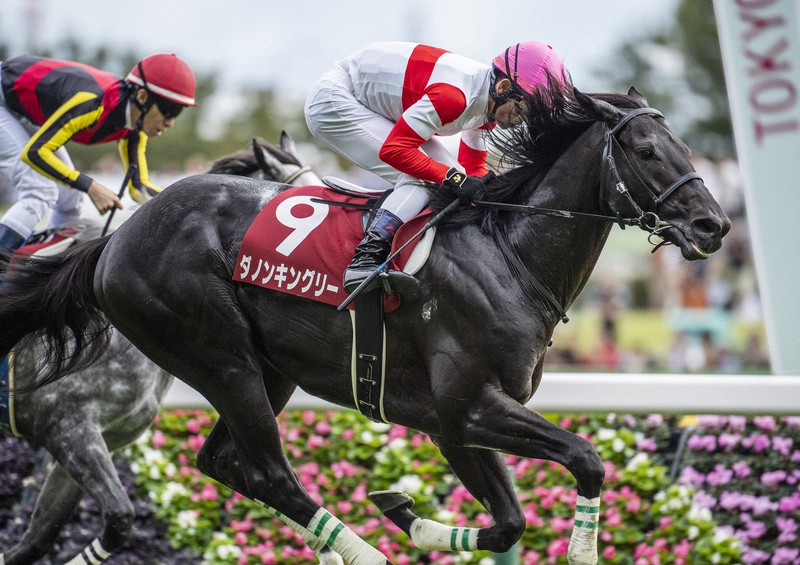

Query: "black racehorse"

xmin=0 ymin=133 xmax=321 ymax=565
xmin=0 ymin=89 xmax=729 ymax=565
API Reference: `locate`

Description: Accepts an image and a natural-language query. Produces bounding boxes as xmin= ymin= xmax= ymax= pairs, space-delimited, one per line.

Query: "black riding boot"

xmin=343 ymin=208 xmax=421 ymax=296
xmin=0 ymin=223 xmax=25 ymax=254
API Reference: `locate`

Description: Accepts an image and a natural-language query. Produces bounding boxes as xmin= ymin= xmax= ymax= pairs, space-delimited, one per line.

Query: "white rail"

xmin=164 ymin=373 xmax=800 ymax=415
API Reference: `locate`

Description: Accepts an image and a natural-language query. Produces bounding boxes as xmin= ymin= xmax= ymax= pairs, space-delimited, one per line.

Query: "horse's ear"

xmin=280 ymin=131 xmax=298 ymax=158
xmin=252 ymin=138 xmax=272 ymax=173
xmin=627 ymin=86 xmax=649 ymax=106
xmin=574 ymin=88 xmax=624 ymax=122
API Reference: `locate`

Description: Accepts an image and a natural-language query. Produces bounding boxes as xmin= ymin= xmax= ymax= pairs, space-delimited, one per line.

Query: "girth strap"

xmin=352 ymin=289 xmax=388 ymax=423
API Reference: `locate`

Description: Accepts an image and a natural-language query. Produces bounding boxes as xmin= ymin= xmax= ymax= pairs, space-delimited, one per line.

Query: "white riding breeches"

xmin=0 ymin=99 xmax=84 ymax=238
xmin=305 ymin=65 xmax=459 ymax=222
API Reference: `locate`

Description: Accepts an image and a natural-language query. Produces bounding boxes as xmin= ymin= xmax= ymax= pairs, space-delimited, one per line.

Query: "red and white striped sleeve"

xmin=378 ymin=82 xmax=467 ymax=184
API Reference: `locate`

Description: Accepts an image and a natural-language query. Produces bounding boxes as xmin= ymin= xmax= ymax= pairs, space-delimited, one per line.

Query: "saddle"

xmin=234 ymin=179 xmax=435 ymax=423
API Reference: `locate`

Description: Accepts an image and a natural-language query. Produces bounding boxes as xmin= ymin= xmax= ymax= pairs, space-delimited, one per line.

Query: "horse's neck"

xmin=511 ymin=134 xmax=613 ymax=316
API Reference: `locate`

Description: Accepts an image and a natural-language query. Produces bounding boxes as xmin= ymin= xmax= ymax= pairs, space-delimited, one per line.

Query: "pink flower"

xmin=753 ymin=415 xmax=776 ymax=431
xmin=549 ymin=516 xmax=572 ymax=533
xmin=732 ymin=460 xmax=751 ymax=478
xmin=761 ymin=470 xmax=787 ymax=488
xmin=188 ymin=433 xmax=206 ymax=453
xmin=602 ymin=545 xmax=617 ymax=559
xmin=315 ymin=421 xmax=331 ymax=435
xmin=605 ymin=507 xmax=622 ymax=527
xmin=546 ymin=537 xmax=569 ymax=559
xmin=186 ymin=418 xmax=201 ymax=434
xmin=151 ymin=429 xmax=168 ymax=448
xmin=231 ymin=518 xmax=253 ymax=532
xmin=200 ymin=483 xmax=218 ymax=501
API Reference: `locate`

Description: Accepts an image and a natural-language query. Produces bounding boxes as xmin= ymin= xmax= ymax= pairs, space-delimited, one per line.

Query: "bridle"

xmin=601 ymin=107 xmax=701 ymax=239
xmin=477 ymin=106 xmax=702 ymax=243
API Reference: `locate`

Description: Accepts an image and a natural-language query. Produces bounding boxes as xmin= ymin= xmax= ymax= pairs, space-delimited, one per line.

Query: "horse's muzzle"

xmin=670 ymin=212 xmax=731 ymax=260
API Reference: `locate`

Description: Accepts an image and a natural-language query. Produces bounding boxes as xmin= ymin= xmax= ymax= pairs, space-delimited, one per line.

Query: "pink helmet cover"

xmin=492 ymin=41 xmax=565 ymax=95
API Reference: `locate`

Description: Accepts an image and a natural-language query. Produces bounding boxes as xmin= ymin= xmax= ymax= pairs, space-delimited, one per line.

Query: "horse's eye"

xmin=637 ymin=148 xmax=656 ymax=161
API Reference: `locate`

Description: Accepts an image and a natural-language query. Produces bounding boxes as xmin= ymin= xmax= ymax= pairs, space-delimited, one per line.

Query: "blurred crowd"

xmin=545 ymin=153 xmax=772 ymax=374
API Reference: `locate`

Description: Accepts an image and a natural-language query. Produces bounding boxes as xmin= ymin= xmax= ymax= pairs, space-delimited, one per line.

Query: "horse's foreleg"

xmin=2 ymin=463 xmax=82 ymax=565
xmin=441 ymin=390 xmax=603 ymax=565
xmin=369 ymin=444 xmax=523 ymax=554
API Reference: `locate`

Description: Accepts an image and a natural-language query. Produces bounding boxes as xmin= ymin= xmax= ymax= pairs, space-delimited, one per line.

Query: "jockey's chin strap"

xmin=131 ymin=62 xmax=155 ymax=132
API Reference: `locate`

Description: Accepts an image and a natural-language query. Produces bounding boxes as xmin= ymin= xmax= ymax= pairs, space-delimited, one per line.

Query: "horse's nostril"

xmin=692 ymin=215 xmax=730 ymax=239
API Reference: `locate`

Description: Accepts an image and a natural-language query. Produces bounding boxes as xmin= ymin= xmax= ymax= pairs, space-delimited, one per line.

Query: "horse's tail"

xmin=0 ymin=235 xmax=113 ymax=393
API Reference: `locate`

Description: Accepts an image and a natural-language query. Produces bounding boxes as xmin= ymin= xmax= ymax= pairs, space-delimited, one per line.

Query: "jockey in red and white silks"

xmin=304 ymin=41 xmax=566 ymax=294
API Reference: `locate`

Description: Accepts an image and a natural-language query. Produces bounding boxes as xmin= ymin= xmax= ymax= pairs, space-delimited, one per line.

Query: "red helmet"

xmin=127 ymin=53 xmax=197 ymax=106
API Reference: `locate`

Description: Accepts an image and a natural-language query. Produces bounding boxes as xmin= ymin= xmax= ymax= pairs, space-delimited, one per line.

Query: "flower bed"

xmin=5 ymin=411 xmax=797 ymax=563
xmin=127 ymin=410 xmax=741 ymax=564
xmin=677 ymin=415 xmax=800 ymax=564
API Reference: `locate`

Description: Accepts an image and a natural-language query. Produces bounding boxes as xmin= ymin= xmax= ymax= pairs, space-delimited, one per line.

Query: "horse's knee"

xmin=566 ymin=437 xmax=605 ymax=495
xmin=101 ymin=499 xmax=135 ymax=550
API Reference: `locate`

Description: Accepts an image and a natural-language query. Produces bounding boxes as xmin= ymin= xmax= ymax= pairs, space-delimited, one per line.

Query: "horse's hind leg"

xmin=2 ymin=463 xmax=84 ymax=565
xmin=196 ymin=417 xmax=345 ymax=565
xmin=370 ymin=444 xmax=525 ymax=554
xmin=42 ymin=424 xmax=132 ymax=564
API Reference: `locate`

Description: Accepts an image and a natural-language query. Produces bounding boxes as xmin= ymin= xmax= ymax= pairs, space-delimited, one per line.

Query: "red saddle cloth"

xmin=233 ymin=185 xmax=430 ymax=309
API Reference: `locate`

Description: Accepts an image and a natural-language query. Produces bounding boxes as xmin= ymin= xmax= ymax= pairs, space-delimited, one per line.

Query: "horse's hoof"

xmin=368 ymin=490 xmax=415 ymax=513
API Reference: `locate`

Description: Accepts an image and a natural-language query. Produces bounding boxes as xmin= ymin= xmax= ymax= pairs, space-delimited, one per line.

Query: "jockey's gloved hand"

xmin=443 ymin=168 xmax=486 ymax=205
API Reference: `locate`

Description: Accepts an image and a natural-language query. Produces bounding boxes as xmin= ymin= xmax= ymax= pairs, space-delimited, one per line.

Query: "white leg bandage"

xmin=568 ymin=495 xmax=600 ymax=565
xmin=261 ymin=503 xmax=387 ymax=565
xmin=64 ymin=538 xmax=111 ymax=565
xmin=409 ymin=518 xmax=479 ymax=552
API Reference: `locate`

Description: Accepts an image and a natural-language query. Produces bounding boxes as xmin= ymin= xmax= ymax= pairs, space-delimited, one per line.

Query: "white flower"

xmin=216 ymin=544 xmax=243 ymax=560
xmin=436 ymin=509 xmax=456 ymax=523
xmin=626 ymin=452 xmax=650 ymax=471
xmin=711 ymin=552 xmax=721 ymax=564
xmin=612 ymin=438 xmax=626 ymax=452
xmin=135 ymin=430 xmax=152 ymax=446
xmin=597 ymin=428 xmax=616 ymax=441
xmin=148 ymin=465 xmax=161 ymax=480
xmin=176 ymin=509 xmax=199 ymax=530
xmin=360 ymin=431 xmax=374 ymax=443
xmin=688 ymin=525 xmax=699 ymax=540
xmin=688 ymin=504 xmax=712 ymax=523
xmin=160 ymin=482 xmax=189 ymax=506
xmin=390 ymin=475 xmax=424 ymax=495
xmin=388 ymin=438 xmax=408 ymax=450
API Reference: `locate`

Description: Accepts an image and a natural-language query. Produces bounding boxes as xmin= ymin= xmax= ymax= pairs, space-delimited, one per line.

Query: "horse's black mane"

xmin=207 ymin=137 xmax=301 ymax=176
xmin=431 ymin=87 xmax=646 ymax=230
xmin=208 ymin=148 xmax=262 ymax=176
